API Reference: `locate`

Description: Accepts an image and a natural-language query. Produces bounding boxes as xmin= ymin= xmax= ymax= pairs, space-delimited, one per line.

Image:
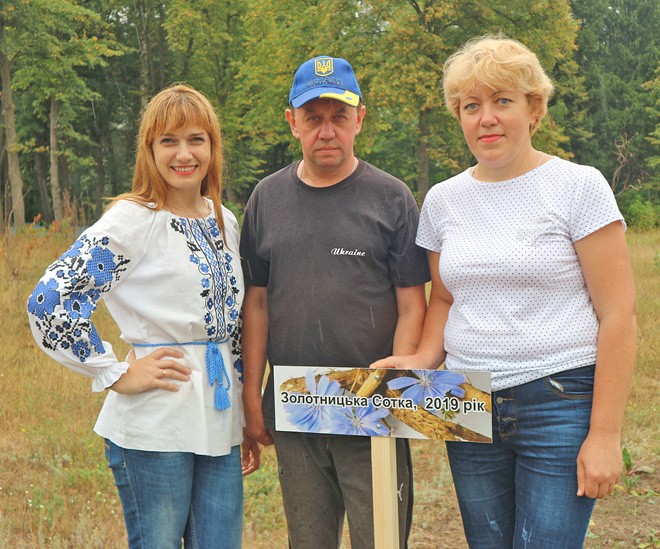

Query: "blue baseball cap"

xmin=289 ymin=56 xmax=362 ymax=108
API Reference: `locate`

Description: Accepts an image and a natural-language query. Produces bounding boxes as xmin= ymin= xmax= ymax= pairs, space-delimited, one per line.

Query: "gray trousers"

xmin=271 ymin=430 xmax=413 ymax=549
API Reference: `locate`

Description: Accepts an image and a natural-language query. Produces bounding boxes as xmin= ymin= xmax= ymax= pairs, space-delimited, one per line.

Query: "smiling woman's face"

xmin=151 ymin=126 xmax=211 ymax=194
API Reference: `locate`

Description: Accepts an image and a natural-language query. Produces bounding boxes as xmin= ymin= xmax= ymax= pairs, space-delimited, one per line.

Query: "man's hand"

xmin=243 ymin=394 xmax=274 ymax=446
xmin=241 ymin=429 xmax=262 ymax=476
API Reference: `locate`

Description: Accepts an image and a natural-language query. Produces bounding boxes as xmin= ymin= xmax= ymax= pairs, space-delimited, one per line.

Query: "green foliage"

xmin=637 ymin=529 xmax=660 ymax=549
xmin=620 ymin=446 xmax=656 ymax=496
xmin=619 ymin=193 xmax=660 ymax=230
xmin=1 ymin=0 xmax=660 ymax=224
xmin=622 ymin=446 xmax=640 ymax=493
xmin=231 ymin=0 xmax=580 ymax=198
xmin=2 ymin=0 xmax=127 ymax=223
xmin=572 ymin=0 xmax=660 ymax=187
xmin=7 ymin=0 xmax=124 ymax=140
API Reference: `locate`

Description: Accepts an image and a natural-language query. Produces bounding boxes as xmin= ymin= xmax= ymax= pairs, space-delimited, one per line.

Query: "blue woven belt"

xmin=133 ymin=337 xmax=231 ymax=410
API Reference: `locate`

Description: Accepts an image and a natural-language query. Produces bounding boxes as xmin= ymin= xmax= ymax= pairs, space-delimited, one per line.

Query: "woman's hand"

xmin=241 ymin=429 xmax=262 ymax=476
xmin=110 ymin=348 xmax=191 ymax=394
xmin=576 ymin=431 xmax=622 ymax=499
xmin=370 ymin=355 xmax=420 ymax=370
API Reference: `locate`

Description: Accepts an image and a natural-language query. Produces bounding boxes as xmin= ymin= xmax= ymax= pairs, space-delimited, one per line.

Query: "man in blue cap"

xmin=240 ymin=55 xmax=430 ymax=548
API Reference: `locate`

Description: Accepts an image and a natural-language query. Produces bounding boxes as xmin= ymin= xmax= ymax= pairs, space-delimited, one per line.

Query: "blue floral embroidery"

xmin=209 ymin=218 xmax=221 ymax=238
xmin=87 ymin=246 xmax=117 ymax=286
xmin=28 ymin=279 xmax=61 ymax=320
xmin=174 ymin=215 xmax=243 ymax=382
xmin=72 ymin=340 xmax=91 ymax=360
xmin=61 ymin=239 xmax=84 ymax=258
xmin=27 ymin=234 xmax=129 ymax=360
xmin=64 ymin=292 xmax=95 ymax=319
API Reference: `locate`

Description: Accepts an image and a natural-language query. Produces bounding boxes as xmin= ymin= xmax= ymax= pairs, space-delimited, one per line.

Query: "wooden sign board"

xmin=273 ymin=366 xmax=492 ymax=442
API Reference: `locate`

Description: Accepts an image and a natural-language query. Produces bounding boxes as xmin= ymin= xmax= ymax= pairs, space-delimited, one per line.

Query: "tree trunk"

xmin=0 ymin=24 xmax=25 ymax=227
xmin=157 ymin=3 xmax=166 ymax=89
xmin=136 ymin=0 xmax=154 ymax=104
xmin=0 ymin=129 xmax=5 ymax=227
xmin=49 ymin=96 xmax=64 ymax=222
xmin=60 ymin=156 xmax=71 ymax=204
xmin=2 ymin=171 xmax=7 ymax=229
xmin=34 ymin=151 xmax=53 ymax=225
xmin=110 ymin=133 xmax=122 ymax=196
xmin=223 ymin=161 xmax=234 ymax=203
xmin=94 ymin=138 xmax=106 ymax=219
xmin=416 ymin=108 xmax=431 ymax=200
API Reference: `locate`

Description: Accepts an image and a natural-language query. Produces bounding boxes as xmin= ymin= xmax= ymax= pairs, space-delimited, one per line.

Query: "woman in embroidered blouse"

xmin=27 ymin=85 xmax=259 ymax=548
xmin=372 ymin=36 xmax=637 ymax=547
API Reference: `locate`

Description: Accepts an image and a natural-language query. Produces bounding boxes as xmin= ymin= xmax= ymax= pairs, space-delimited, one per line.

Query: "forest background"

xmin=1 ymin=0 xmax=660 ymax=227
xmin=2 ymin=1 xmax=660 ymax=546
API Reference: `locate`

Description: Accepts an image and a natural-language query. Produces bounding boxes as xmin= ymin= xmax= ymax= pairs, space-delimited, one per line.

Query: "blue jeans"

xmin=446 ymin=365 xmax=597 ymax=549
xmin=105 ymin=440 xmax=242 ymax=549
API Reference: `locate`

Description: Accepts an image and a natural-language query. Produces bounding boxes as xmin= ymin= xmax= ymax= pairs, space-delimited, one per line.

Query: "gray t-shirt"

xmin=240 ymin=160 xmax=430 ymax=426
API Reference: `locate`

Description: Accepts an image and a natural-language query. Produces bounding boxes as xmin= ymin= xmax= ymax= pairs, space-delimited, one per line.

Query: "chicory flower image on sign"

xmin=273 ymin=366 xmax=492 ymax=442
xmin=386 ymin=370 xmax=466 ymax=403
xmin=282 ymin=369 xmax=343 ymax=433
xmin=334 ymin=402 xmax=390 ymax=437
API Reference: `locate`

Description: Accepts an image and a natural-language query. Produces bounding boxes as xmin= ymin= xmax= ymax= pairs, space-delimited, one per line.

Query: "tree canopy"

xmin=2 ymin=0 xmax=660 ymax=228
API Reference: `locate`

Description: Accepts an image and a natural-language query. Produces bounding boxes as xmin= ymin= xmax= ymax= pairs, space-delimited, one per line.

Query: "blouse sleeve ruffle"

xmin=27 ymin=200 xmax=157 ymax=391
xmin=91 ymin=361 xmax=130 ymax=392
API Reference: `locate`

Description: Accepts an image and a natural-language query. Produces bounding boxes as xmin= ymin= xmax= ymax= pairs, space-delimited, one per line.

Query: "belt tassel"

xmin=206 ymin=341 xmax=231 ymax=410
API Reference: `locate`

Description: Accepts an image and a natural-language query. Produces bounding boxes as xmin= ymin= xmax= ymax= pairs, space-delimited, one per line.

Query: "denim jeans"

xmin=446 ymin=365 xmax=597 ymax=549
xmin=105 ymin=440 xmax=242 ymax=549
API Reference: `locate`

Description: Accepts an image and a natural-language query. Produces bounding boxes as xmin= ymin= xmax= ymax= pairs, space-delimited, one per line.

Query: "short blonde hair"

xmin=443 ymin=35 xmax=554 ymax=134
xmin=109 ymin=85 xmax=226 ymax=237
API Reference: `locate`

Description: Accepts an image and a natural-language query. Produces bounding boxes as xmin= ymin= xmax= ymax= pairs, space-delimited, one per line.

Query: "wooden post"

xmin=356 ymin=370 xmax=400 ymax=548
xmin=371 ymin=437 xmax=399 ymax=548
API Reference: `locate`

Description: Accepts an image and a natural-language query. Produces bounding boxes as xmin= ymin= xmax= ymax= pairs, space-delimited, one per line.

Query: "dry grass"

xmin=624 ymin=231 xmax=660 ymax=454
xmin=1 ymin=227 xmax=658 ymax=547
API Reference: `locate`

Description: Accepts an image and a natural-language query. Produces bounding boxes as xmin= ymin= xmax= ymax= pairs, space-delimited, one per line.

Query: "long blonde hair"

xmin=108 ymin=84 xmax=226 ymax=236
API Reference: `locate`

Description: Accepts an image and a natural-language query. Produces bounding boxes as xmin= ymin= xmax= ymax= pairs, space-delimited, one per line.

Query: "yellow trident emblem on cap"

xmin=315 ymin=58 xmax=333 ymax=76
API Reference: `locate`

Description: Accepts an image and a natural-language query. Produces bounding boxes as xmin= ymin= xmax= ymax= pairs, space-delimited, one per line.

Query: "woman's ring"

xmin=162 ymin=369 xmax=167 ymax=378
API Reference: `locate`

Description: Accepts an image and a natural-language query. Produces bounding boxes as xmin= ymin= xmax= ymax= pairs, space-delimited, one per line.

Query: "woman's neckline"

xmin=164 ymin=197 xmax=213 ymax=219
xmin=468 ymin=155 xmax=556 ymax=184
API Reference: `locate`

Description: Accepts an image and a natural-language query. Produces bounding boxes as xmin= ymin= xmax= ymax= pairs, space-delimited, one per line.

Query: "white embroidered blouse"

xmin=27 ymin=199 xmax=244 ymax=456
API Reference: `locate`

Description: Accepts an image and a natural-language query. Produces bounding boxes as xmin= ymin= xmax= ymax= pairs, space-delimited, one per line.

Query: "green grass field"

xmin=1 ymin=226 xmax=658 ymax=547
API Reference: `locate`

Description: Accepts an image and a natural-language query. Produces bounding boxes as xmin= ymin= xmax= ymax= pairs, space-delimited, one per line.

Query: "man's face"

xmin=286 ymin=98 xmax=365 ymax=173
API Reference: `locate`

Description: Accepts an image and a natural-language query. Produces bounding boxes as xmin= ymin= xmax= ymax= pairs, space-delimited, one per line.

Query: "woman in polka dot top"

xmin=373 ymin=35 xmax=637 ymax=548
